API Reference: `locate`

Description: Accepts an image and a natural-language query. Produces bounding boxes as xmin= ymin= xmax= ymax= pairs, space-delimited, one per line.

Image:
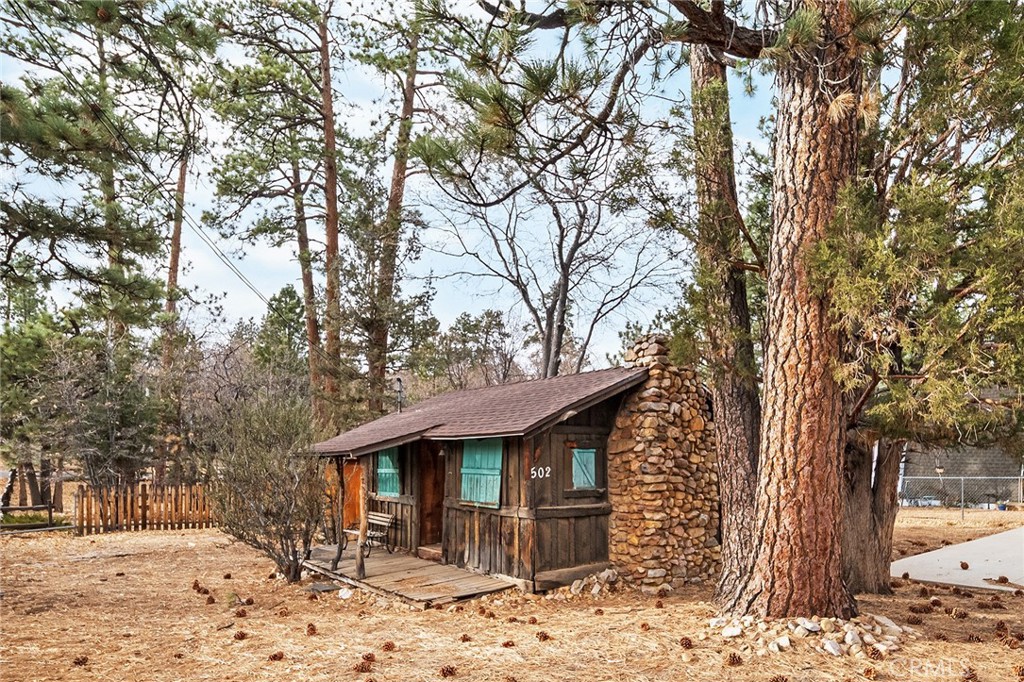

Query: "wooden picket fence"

xmin=73 ymin=483 xmax=215 ymax=535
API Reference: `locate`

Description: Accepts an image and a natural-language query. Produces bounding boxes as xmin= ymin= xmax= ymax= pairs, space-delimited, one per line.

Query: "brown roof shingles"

xmin=313 ymin=366 xmax=647 ymax=456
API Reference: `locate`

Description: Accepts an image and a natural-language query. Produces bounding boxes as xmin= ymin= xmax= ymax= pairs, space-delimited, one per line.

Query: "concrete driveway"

xmin=891 ymin=526 xmax=1024 ymax=592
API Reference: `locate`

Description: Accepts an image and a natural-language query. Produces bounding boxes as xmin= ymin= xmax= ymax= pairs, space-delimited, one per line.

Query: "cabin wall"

xmin=368 ymin=443 xmax=417 ymax=551
xmin=441 ymin=438 xmax=536 ymax=584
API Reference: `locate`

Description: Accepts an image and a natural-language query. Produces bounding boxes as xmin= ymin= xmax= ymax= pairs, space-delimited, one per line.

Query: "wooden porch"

xmin=303 ymin=545 xmax=514 ymax=607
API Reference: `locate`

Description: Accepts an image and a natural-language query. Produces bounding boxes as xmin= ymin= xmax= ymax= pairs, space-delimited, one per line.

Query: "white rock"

xmin=871 ymin=614 xmax=901 ymax=632
xmin=768 ymin=641 xmax=780 ymax=654
xmin=722 ymin=625 xmax=743 ymax=638
xmin=844 ymin=630 xmax=862 ymax=646
xmin=337 ymin=588 xmax=353 ymax=600
xmin=793 ymin=626 xmax=811 ymax=638
xmin=570 ymin=580 xmax=584 ymax=595
xmin=823 ymin=640 xmax=843 ymax=656
xmin=774 ymin=636 xmax=791 ymax=650
xmin=797 ymin=618 xmax=821 ymax=632
xmin=591 ymin=584 xmax=602 ymax=597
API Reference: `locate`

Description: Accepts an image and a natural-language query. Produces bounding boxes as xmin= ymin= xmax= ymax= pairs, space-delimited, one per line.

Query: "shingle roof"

xmin=313 ymin=366 xmax=647 ymax=456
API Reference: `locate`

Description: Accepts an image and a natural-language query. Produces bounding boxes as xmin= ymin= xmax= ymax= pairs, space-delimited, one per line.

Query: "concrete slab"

xmin=891 ymin=526 xmax=1024 ymax=592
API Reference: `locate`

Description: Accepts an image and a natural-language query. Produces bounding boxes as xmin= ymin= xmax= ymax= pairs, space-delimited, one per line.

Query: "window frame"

xmin=459 ymin=438 xmax=503 ymax=508
xmin=375 ymin=447 xmax=400 ymax=498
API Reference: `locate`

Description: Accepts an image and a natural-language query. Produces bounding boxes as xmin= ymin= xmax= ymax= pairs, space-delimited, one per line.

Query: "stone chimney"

xmin=607 ymin=335 xmax=720 ymax=593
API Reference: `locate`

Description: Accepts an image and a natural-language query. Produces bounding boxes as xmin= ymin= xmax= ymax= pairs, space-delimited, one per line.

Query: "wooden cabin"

xmin=313 ymin=367 xmax=650 ymax=591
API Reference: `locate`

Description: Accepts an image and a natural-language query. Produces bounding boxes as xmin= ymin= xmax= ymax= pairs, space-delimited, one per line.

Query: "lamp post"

xmin=395 ymin=377 xmax=405 ymax=413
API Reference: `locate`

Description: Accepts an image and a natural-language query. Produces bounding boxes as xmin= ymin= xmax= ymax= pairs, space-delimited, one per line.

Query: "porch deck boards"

xmin=304 ymin=545 xmax=513 ymax=606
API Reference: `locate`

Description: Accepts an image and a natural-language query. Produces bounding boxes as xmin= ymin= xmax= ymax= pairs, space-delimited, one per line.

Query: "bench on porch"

xmin=341 ymin=512 xmax=396 ymax=556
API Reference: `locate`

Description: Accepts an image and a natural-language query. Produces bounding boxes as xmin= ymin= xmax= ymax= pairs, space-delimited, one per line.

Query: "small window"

xmin=376 ymin=447 xmax=399 ymax=497
xmin=461 ymin=438 xmax=502 ymax=507
xmin=571 ymin=448 xmax=597 ymax=489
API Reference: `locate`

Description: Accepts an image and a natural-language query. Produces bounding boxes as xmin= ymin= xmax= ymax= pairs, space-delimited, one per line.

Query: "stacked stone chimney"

xmin=607 ymin=334 xmax=720 ymax=593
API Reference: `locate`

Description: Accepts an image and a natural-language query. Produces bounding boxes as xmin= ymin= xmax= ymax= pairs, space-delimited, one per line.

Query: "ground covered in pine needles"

xmin=2 ymin=511 xmax=1022 ymax=682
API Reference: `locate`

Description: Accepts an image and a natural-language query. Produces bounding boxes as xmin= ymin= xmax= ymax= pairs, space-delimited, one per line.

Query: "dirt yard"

xmin=2 ymin=511 xmax=1022 ymax=682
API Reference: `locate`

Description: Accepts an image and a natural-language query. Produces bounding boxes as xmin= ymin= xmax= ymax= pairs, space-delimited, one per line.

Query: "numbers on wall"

xmin=530 ymin=466 xmax=552 ymax=479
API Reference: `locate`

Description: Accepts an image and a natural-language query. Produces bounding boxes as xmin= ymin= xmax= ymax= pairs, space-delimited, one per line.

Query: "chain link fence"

xmin=900 ymin=476 xmax=1023 ymax=513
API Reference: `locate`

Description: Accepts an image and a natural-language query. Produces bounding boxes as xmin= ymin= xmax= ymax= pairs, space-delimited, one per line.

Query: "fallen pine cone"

xmin=868 ymin=646 xmax=884 ymax=661
xmin=962 ymin=667 xmax=978 ymax=682
xmin=996 ymin=620 xmax=1008 ymax=632
xmin=949 ymin=608 xmax=968 ymax=620
xmin=268 ymin=651 xmax=284 ymax=661
xmin=507 ymin=616 xmax=518 ymax=623
xmin=679 ymin=636 xmax=693 ymax=649
xmin=353 ymin=660 xmax=372 ymax=673
xmin=486 ymin=610 xmax=495 ymax=619
xmin=306 ymin=623 xmax=317 ymax=636
xmin=909 ymin=604 xmax=933 ymax=614
xmin=725 ymin=652 xmax=742 ymax=666
xmin=477 ymin=607 xmax=486 ymax=616
xmin=934 ymin=633 xmax=949 ymax=641
xmin=233 ymin=631 xmax=248 ymax=641
xmin=906 ymin=615 xmax=923 ymax=625
xmin=459 ymin=634 xmax=471 ymax=642
xmin=930 ymin=597 xmax=942 ymax=607
xmin=501 ymin=640 xmax=515 ymax=648
xmin=960 ymin=561 xmax=970 ymax=570
xmin=890 ymin=579 xmax=904 ymax=589
xmin=961 ymin=590 xmax=974 ymax=598
xmin=382 ymin=640 xmax=396 ymax=652
xmin=768 ymin=676 xmax=789 ymax=682
xmin=996 ymin=576 xmax=1009 ymax=584
xmin=919 ymin=587 xmax=930 ymax=597
xmin=199 ymin=587 xmax=210 ymax=595
xmin=73 ymin=656 xmax=88 ymax=667
xmin=307 ymin=593 xmax=318 ymax=601
xmin=206 ymin=595 xmax=216 ymax=605
xmin=966 ymin=634 xmax=983 ymax=643
xmin=223 ymin=573 xmax=232 ymax=579
xmin=655 ymin=600 xmax=664 ymax=608
xmin=976 ymin=601 xmax=992 ymax=610
xmin=536 ymin=631 xmax=551 ymax=641
xmin=244 ymin=597 xmax=254 ymax=605
xmin=192 ymin=580 xmax=201 ymax=591
xmin=173 ymin=652 xmax=184 ymax=659
xmin=362 ymin=652 xmax=376 ymax=662
xmin=902 ymin=572 xmax=911 ymax=580
xmin=277 ymin=607 xmax=289 ymax=617
xmin=594 ymin=608 xmax=604 ymax=615
xmin=527 ymin=616 xmax=538 ymax=625
xmin=640 ymin=622 xmax=651 ymax=631
xmin=504 ymin=677 xmax=518 ymax=682
xmin=1011 ymin=663 xmax=1024 ymax=677
xmin=863 ymin=668 xmax=878 ymax=680
xmin=440 ymin=664 xmax=457 ymax=677
xmin=1015 ymin=589 xmax=1023 ymax=597
xmin=952 ymin=587 xmax=962 ymax=595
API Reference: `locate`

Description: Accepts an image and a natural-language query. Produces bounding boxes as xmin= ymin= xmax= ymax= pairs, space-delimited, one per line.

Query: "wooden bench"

xmin=342 ymin=512 xmax=396 ymax=556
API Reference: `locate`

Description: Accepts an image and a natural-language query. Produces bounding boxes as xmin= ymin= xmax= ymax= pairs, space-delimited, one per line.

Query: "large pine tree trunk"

xmin=723 ymin=1 xmax=862 ymax=619
xmin=367 ymin=30 xmax=420 ymax=414
xmin=319 ymin=14 xmax=342 ymax=414
xmin=843 ymin=435 xmax=902 ymax=593
xmin=689 ymin=46 xmax=762 ymax=605
xmin=290 ymin=156 xmax=324 ymax=425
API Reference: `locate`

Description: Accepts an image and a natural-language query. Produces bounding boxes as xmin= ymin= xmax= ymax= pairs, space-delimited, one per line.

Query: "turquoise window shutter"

xmin=461 ymin=438 xmax=502 ymax=506
xmin=572 ymin=448 xmax=597 ymax=489
xmin=377 ymin=447 xmax=400 ymax=497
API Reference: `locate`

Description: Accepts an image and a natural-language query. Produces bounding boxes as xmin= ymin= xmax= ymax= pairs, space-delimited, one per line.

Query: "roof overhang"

xmin=312 ymin=427 xmax=436 ymax=458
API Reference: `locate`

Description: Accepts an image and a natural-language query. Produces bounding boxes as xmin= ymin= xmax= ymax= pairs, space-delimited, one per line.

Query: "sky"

xmin=4 ymin=3 xmax=776 ymax=367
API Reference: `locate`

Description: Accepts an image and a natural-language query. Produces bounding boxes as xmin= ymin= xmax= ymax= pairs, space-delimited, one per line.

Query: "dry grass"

xmin=893 ymin=507 xmax=1024 ymax=560
xmin=0 ymin=512 xmax=1021 ymax=681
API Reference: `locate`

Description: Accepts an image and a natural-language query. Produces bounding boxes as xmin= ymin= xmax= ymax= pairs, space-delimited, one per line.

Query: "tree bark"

xmin=319 ymin=12 xmax=342 ymax=416
xmin=290 ymin=155 xmax=324 ymax=424
xmin=843 ymin=434 xmax=902 ymax=593
xmin=723 ymin=1 xmax=862 ymax=618
xmin=367 ymin=30 xmax=421 ymax=413
xmin=689 ymin=46 xmax=763 ymax=606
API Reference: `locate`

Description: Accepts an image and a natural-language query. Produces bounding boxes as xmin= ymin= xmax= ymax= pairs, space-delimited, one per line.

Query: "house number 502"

xmin=530 ymin=466 xmax=551 ymax=479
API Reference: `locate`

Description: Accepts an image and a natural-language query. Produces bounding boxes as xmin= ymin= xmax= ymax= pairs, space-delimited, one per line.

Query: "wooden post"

xmin=355 ymin=460 xmax=370 ymax=579
xmin=141 ymin=483 xmax=148 ymax=530
xmin=331 ymin=458 xmax=345 ymax=571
